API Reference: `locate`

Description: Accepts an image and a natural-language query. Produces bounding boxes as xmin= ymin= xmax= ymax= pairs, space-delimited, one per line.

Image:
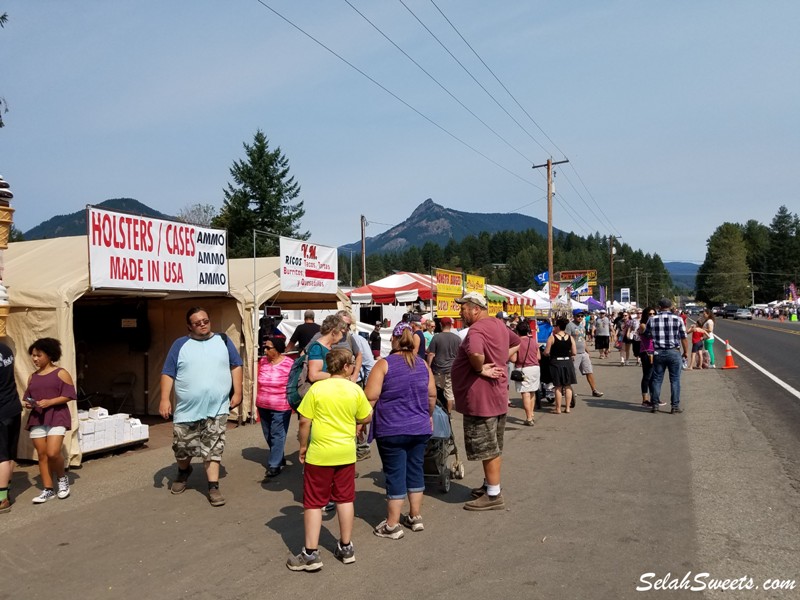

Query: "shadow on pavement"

xmin=583 ymin=398 xmax=649 ymax=412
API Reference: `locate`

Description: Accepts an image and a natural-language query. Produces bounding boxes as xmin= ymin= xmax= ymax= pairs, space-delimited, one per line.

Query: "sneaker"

xmin=569 ymin=398 xmax=576 ymax=409
xmin=463 ymin=493 xmax=505 ymax=511
xmin=401 ymin=513 xmax=424 ymax=532
xmin=373 ymin=519 xmax=404 ymax=539
xmin=470 ymin=484 xmax=487 ymax=498
xmin=670 ymin=407 xmax=684 ymax=414
xmin=208 ymin=486 xmax=226 ymax=507
xmin=0 ymin=498 xmax=11 ymax=514
xmin=322 ymin=501 xmax=336 ymax=514
xmin=356 ymin=446 xmax=371 ymax=462
xmin=32 ymin=489 xmax=56 ymax=504
xmin=334 ymin=541 xmax=355 ymax=564
xmin=592 ymin=390 xmax=604 ymax=397
xmin=171 ymin=465 xmax=193 ymax=494
xmin=286 ymin=548 xmax=323 ymax=572
xmin=57 ymin=476 xmax=70 ymax=499
xmin=265 ymin=466 xmax=282 ymax=478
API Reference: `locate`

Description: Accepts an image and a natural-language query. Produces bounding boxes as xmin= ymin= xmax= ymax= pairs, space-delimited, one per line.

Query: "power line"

xmin=344 ymin=0 xmax=536 ymax=166
xmin=398 ymin=0 xmax=552 ymax=156
xmin=253 ymin=0 xmax=543 ymax=191
xmin=427 ymin=0 xmax=621 ymax=238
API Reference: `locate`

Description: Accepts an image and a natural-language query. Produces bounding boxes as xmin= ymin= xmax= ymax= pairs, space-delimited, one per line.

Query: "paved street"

xmin=2 ymin=356 xmax=799 ymax=600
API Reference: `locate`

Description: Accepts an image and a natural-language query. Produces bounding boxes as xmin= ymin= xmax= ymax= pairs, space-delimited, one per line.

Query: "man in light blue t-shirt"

xmin=160 ymin=307 xmax=243 ymax=507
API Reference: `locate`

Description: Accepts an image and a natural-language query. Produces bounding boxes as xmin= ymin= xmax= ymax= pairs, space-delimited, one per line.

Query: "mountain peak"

xmin=341 ymin=198 xmax=563 ymax=255
xmin=409 ymin=198 xmax=442 ymax=220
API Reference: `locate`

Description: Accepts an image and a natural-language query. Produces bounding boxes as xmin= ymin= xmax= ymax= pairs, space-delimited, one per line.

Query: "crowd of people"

xmin=0 ymin=296 xmax=703 ymax=571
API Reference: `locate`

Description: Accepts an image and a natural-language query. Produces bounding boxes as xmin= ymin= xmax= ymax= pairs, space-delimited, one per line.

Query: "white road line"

xmin=729 ymin=345 xmax=800 ymax=401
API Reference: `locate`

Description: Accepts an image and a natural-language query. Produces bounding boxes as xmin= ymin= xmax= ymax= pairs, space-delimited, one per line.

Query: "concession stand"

xmin=4 ymin=209 xmax=346 ymax=465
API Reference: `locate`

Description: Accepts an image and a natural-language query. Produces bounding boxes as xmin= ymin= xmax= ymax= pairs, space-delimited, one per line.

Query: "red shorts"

xmin=303 ymin=462 xmax=356 ymax=509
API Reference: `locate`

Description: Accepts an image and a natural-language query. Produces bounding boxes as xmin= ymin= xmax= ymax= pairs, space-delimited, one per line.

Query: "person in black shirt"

xmin=0 ymin=341 xmax=21 ymax=513
xmin=368 ymin=321 xmax=382 ymax=359
xmin=286 ymin=310 xmax=321 ymax=354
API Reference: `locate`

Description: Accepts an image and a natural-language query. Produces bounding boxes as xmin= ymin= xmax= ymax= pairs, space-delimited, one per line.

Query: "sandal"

xmin=523 ymin=419 xmax=535 ymax=426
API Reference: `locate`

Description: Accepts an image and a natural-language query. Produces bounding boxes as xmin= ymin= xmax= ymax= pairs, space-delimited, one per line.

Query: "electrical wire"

xmin=427 ymin=0 xmax=622 ymax=238
xmin=253 ymin=0 xmax=543 ymax=192
xmin=344 ymin=0 xmax=535 ymax=166
xmin=398 ymin=0 xmax=552 ymax=156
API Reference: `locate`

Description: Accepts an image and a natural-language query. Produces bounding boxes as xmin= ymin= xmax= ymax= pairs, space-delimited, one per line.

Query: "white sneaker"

xmin=57 ymin=476 xmax=70 ymax=499
xmin=32 ymin=489 xmax=56 ymax=504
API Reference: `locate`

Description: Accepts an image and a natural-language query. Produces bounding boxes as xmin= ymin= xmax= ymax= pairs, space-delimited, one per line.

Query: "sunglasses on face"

xmin=190 ymin=319 xmax=210 ymax=327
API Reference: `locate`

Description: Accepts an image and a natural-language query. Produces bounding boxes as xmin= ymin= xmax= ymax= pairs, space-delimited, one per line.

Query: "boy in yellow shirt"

xmin=287 ymin=349 xmax=372 ymax=571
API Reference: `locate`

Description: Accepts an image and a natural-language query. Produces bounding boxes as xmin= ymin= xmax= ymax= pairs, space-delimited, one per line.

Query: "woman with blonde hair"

xmin=365 ymin=327 xmax=436 ymax=538
xmin=702 ymin=309 xmax=716 ymax=368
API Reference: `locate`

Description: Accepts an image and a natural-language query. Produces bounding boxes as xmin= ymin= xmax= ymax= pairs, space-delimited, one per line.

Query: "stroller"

xmin=535 ymin=344 xmax=556 ymax=409
xmin=423 ymin=388 xmax=464 ymax=492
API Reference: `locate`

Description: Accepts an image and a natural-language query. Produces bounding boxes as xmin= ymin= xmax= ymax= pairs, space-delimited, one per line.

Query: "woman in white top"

xmin=702 ymin=309 xmax=716 ymax=368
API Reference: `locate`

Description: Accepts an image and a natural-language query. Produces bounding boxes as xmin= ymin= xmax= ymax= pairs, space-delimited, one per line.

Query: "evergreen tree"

xmin=765 ymin=206 xmax=800 ymax=299
xmin=213 ymin=130 xmax=307 ymax=258
xmin=740 ymin=219 xmax=770 ymax=302
xmin=698 ymin=223 xmax=750 ymax=304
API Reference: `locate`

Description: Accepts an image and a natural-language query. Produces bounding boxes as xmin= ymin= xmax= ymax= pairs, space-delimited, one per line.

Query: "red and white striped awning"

xmin=486 ymin=283 xmax=536 ymax=307
xmin=349 ymin=272 xmax=435 ymax=304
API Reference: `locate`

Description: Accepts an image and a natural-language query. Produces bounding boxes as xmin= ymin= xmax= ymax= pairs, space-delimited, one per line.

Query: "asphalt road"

xmin=2 ymin=335 xmax=799 ymax=599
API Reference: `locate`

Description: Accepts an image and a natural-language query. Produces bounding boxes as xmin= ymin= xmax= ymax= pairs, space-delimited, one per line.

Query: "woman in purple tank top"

xmin=364 ymin=328 xmax=436 ymax=539
xmin=24 ymin=338 xmax=77 ymax=504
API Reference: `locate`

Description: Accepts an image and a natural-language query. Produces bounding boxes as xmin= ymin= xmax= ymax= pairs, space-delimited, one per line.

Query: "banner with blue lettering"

xmin=87 ymin=207 xmax=228 ymax=292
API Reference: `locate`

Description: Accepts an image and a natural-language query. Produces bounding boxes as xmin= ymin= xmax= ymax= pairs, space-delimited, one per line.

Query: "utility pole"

xmin=532 ymin=158 xmax=569 ymax=285
xmin=360 ymin=215 xmax=367 ymax=286
xmin=609 ymin=235 xmax=622 ymax=305
xmin=632 ymin=266 xmax=642 ymax=306
xmin=644 ymin=272 xmax=651 ymax=307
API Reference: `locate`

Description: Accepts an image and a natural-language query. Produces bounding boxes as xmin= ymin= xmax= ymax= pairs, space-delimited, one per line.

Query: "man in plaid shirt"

xmin=644 ymin=298 xmax=689 ymax=413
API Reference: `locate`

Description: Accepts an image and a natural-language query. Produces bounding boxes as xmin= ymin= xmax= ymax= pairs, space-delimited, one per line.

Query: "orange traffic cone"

xmin=721 ymin=339 xmax=738 ymax=369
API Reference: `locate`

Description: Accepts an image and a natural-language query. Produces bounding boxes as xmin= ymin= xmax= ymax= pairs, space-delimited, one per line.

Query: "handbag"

xmin=510 ymin=339 xmax=532 ymax=382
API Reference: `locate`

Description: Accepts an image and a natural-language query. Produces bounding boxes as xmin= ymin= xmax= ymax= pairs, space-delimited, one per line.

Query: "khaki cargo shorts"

xmin=462 ymin=414 xmax=506 ymax=461
xmin=172 ymin=415 xmax=228 ymax=462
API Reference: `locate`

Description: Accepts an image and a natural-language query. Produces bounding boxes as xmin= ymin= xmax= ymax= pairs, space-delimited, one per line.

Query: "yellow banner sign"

xmin=507 ymin=303 xmax=536 ymax=318
xmin=488 ymin=300 xmax=504 ymax=315
xmin=465 ymin=274 xmax=485 ymax=295
xmin=436 ymin=269 xmax=463 ymax=297
xmin=436 ymin=294 xmax=461 ymax=318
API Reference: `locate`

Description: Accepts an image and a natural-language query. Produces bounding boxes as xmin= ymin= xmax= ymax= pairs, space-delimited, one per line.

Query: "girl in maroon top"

xmin=24 ymin=338 xmax=76 ymax=504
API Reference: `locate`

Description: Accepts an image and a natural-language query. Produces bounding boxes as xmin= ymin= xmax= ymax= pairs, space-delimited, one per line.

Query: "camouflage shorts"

xmin=462 ymin=414 xmax=506 ymax=461
xmin=172 ymin=415 xmax=228 ymax=462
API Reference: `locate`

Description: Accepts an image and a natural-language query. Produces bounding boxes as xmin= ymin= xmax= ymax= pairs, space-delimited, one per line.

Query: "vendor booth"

xmin=4 ymin=236 xmax=347 ymax=466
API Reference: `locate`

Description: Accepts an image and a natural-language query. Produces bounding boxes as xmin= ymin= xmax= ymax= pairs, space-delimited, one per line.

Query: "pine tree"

xmin=213 ymin=130 xmax=307 ymax=258
xmin=698 ymin=223 xmax=750 ymax=304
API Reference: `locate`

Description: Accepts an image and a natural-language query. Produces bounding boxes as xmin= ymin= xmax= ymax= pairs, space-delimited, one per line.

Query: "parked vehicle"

xmin=734 ymin=308 xmax=753 ymax=320
xmin=711 ymin=306 xmax=723 ymax=316
xmin=722 ymin=305 xmax=740 ymax=319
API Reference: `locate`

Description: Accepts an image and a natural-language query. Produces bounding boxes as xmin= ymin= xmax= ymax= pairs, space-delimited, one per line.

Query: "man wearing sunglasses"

xmin=160 ymin=307 xmax=243 ymax=506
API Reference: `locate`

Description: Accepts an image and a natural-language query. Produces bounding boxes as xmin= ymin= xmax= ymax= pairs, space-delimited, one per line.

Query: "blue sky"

xmin=2 ymin=1 xmax=798 ymax=264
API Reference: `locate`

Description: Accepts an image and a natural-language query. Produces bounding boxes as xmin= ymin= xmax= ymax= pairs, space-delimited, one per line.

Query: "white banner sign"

xmin=620 ymin=287 xmax=631 ymax=303
xmin=279 ymin=237 xmax=338 ymax=294
xmin=88 ymin=207 xmax=229 ymax=292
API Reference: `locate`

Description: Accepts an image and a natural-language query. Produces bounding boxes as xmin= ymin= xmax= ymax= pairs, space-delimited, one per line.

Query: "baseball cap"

xmin=496 ymin=311 xmax=509 ymax=320
xmin=375 ymin=321 xmax=382 ymax=326
xmin=455 ymin=292 xmax=488 ymax=309
xmin=408 ymin=313 xmax=422 ymax=323
xmin=440 ymin=317 xmax=453 ymax=326
xmin=572 ymin=308 xmax=585 ymax=316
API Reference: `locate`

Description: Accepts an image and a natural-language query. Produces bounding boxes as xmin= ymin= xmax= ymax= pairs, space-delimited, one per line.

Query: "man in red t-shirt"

xmin=451 ymin=292 xmax=520 ymax=511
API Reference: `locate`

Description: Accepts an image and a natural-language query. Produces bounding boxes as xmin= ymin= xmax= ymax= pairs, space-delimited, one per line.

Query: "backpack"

xmin=286 ymin=342 xmax=320 ymax=410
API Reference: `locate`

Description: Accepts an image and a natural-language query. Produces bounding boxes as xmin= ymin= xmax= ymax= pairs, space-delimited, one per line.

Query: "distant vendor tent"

xmin=349 ymin=272 xmax=435 ymax=304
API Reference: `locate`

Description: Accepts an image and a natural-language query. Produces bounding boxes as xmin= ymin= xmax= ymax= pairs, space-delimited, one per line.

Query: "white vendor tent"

xmin=3 ymin=237 xmax=347 ymax=465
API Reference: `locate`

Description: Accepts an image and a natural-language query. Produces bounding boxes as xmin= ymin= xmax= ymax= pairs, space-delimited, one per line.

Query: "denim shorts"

xmin=29 ymin=425 xmax=67 ymax=439
xmin=376 ymin=434 xmax=431 ymax=500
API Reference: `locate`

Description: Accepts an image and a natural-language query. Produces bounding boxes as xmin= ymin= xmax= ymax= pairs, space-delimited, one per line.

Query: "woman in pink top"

xmin=510 ymin=320 xmax=540 ymax=426
xmin=256 ymin=336 xmax=294 ymax=479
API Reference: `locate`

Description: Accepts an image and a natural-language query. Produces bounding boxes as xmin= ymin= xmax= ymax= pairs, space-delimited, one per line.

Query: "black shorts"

xmin=0 ymin=414 xmax=21 ymax=462
xmin=595 ymin=335 xmax=610 ymax=350
xmin=691 ymin=340 xmax=704 ymax=352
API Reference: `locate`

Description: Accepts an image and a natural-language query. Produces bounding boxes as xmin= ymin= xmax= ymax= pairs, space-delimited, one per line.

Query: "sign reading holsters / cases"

xmin=87 ymin=207 xmax=229 ymax=292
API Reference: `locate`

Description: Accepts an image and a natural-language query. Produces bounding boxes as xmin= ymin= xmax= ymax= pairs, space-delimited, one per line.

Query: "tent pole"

xmin=251 ymin=229 xmax=257 ymax=426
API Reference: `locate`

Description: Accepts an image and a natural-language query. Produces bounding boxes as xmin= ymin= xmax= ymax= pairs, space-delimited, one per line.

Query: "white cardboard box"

xmin=88 ymin=407 xmax=109 ymax=420
xmin=79 ymin=420 xmax=95 ymax=434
